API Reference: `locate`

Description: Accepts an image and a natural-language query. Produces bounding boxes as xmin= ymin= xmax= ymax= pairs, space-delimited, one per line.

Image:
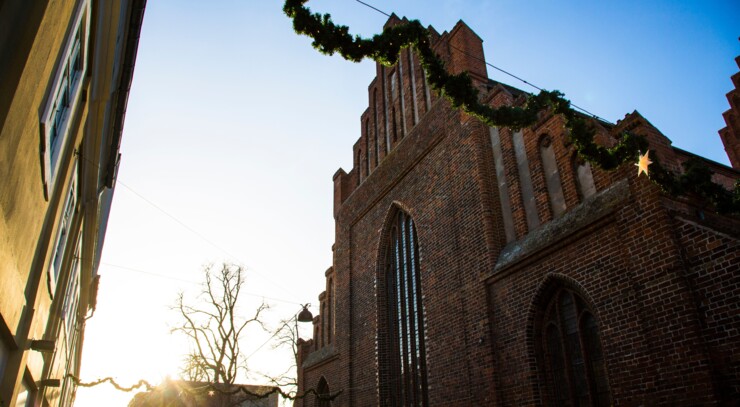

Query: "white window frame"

xmin=58 ymin=242 xmax=81 ymax=407
xmin=40 ymin=0 xmax=90 ymax=199
xmin=49 ymin=167 xmax=78 ymax=291
xmin=61 ymin=236 xmax=82 ymax=347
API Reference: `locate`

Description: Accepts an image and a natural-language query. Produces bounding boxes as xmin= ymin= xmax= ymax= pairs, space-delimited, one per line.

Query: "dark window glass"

xmin=543 ymin=289 xmax=611 ymax=407
xmin=384 ymin=211 xmax=428 ymax=406
xmin=582 ymin=313 xmax=611 ymax=406
xmin=70 ymin=29 xmax=82 ymax=85
xmin=315 ymin=377 xmax=330 ymax=407
xmin=546 ymin=324 xmax=570 ymax=407
xmin=51 ymin=79 xmax=69 ymax=152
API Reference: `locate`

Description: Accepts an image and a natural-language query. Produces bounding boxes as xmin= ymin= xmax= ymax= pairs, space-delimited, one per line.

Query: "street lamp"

xmin=297 ymin=304 xmax=313 ymax=323
xmin=295 ymin=304 xmax=314 ymax=345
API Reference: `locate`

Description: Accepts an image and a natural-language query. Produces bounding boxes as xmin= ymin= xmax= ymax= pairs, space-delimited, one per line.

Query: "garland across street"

xmin=68 ymin=375 xmax=342 ymax=402
xmin=283 ymin=0 xmax=740 ymax=214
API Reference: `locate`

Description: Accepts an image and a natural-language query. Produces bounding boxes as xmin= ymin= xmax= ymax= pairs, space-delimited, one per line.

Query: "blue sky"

xmin=75 ymin=1 xmax=738 ymax=405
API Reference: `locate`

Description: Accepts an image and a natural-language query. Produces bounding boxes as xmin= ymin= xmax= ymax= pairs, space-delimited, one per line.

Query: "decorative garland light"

xmin=68 ymin=375 xmax=341 ymax=401
xmin=283 ymin=0 xmax=740 ymax=214
xmin=636 ymin=151 xmax=652 ymax=177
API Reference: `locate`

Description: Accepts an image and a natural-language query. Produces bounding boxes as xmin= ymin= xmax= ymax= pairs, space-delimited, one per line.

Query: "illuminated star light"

xmin=208 ymin=390 xmax=215 ymax=397
xmin=635 ymin=151 xmax=652 ymax=177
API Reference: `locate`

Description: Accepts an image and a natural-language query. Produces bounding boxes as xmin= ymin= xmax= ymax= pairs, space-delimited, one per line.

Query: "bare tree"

xmin=179 ymin=352 xmax=209 ymax=382
xmin=172 ymin=263 xmax=268 ymax=385
xmin=262 ymin=317 xmax=300 ymax=390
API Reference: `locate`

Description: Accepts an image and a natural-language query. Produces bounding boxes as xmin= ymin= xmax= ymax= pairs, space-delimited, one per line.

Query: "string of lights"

xmin=68 ymin=374 xmax=341 ymax=401
xmin=70 ymin=355 xmax=407 ymax=399
xmin=71 ymin=132 xmax=320 ymax=402
xmin=285 ymin=0 xmax=739 ymax=214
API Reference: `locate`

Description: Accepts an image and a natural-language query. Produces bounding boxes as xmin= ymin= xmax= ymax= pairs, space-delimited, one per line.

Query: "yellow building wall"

xmin=0 ymin=0 xmax=86 ymax=388
xmin=2 ymin=0 xmax=144 ymax=404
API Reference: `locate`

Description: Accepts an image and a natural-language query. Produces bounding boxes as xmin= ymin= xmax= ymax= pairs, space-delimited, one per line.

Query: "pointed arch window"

xmin=315 ymin=377 xmax=331 ymax=407
xmin=541 ymin=288 xmax=611 ymax=407
xmin=382 ymin=211 xmax=428 ymax=407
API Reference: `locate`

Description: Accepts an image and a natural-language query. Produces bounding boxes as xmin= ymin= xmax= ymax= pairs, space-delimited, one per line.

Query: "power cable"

xmin=101 ymin=262 xmax=199 ymax=285
xmin=244 ymin=327 xmax=285 ymax=361
xmin=113 ymin=179 xmax=301 ymax=298
xmin=352 ymin=0 xmax=612 ymax=124
xmin=75 ymin=152 xmax=305 ymax=301
xmin=99 ymin=262 xmax=304 ymax=306
xmin=354 ymin=0 xmax=388 ymax=17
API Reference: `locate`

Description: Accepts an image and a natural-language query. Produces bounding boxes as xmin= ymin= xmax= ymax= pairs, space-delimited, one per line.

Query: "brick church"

xmin=295 ymin=16 xmax=740 ymax=406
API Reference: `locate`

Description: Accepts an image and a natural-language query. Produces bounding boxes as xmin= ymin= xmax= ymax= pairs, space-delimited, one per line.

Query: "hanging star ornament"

xmin=635 ymin=151 xmax=652 ymax=177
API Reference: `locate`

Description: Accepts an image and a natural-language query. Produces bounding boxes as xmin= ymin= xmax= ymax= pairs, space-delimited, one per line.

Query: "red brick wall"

xmin=486 ymin=172 xmax=736 ymax=405
xmin=297 ymin=18 xmax=740 ymax=407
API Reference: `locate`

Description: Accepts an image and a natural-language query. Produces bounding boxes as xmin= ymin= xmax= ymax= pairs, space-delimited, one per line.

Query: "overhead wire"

xmin=244 ymin=327 xmax=285 ymax=361
xmin=99 ymin=262 xmax=303 ymax=306
xmin=352 ymin=0 xmax=612 ymax=124
xmin=91 ymin=0 xmax=613 ymax=311
xmin=74 ymin=152 xmax=306 ymax=302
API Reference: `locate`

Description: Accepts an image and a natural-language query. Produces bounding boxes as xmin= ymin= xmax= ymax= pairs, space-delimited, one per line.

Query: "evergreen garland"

xmin=284 ymin=0 xmax=740 ymax=215
xmin=68 ymin=374 xmax=341 ymax=401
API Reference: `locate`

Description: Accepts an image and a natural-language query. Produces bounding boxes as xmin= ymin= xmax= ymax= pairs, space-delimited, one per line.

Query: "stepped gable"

xmin=719 ymin=55 xmax=740 ymax=169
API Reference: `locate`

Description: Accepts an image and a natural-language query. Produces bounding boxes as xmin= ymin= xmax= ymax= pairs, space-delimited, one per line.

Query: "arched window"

xmin=382 ymin=211 xmax=428 ymax=407
xmin=541 ymin=288 xmax=611 ymax=406
xmin=315 ymin=377 xmax=331 ymax=407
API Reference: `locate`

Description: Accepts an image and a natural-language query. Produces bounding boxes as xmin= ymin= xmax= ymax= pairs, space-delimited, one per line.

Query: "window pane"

xmin=63 ymin=255 xmax=80 ymax=340
xmin=546 ymin=324 xmax=570 ymax=407
xmin=15 ymin=379 xmax=32 ymax=407
xmin=544 ymin=289 xmax=610 ymax=407
xmin=559 ymin=293 xmax=590 ymax=406
xmin=70 ymin=29 xmax=82 ymax=85
xmin=315 ymin=378 xmax=330 ymax=407
xmin=581 ymin=313 xmax=611 ymax=406
xmin=393 ymin=228 xmax=407 ymax=404
xmin=385 ymin=212 xmax=427 ymax=406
